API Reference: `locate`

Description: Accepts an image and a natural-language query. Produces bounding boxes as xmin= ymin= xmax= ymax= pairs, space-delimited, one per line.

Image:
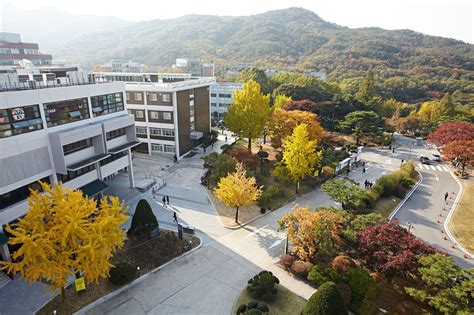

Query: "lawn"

xmin=373 ymin=196 xmax=402 ymax=218
xmin=449 ymin=180 xmax=474 ymax=253
xmin=37 ymin=230 xmax=199 ymax=315
xmin=232 ymin=284 xmax=307 ymax=315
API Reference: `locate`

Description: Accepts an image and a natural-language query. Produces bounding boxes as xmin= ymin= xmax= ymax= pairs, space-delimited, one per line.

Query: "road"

xmin=364 ymin=134 xmax=473 ymax=268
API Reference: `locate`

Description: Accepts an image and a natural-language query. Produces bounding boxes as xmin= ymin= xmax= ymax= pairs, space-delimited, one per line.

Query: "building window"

xmin=211 ymin=103 xmax=217 ymax=107
xmin=106 ymin=127 xmax=126 ymax=140
xmin=0 ymin=176 xmax=51 ymax=210
xmin=219 ymin=93 xmax=232 ymax=98
xmin=63 ymin=138 xmax=93 ymax=155
xmin=134 ymin=93 xmax=143 ymax=101
xmin=151 ymin=143 xmax=163 ymax=152
xmin=164 ymin=145 xmax=175 ymax=153
xmin=0 ymin=105 xmax=43 ymax=138
xmin=43 ymin=98 xmax=89 ymax=127
xmin=57 ymin=165 xmax=96 ymax=183
xmin=219 ymin=103 xmax=228 ymax=108
xmin=149 ymin=93 xmax=158 ymax=102
xmin=99 ymin=151 xmax=126 ymax=166
xmin=135 ymin=110 xmax=144 ymax=119
xmin=136 ymin=127 xmax=147 ymax=135
xmin=90 ymin=93 xmax=124 ymax=117
xmin=211 ymin=93 xmax=217 ymax=97
xmin=126 ymin=93 xmax=130 ymax=101
xmin=149 ymin=127 xmax=174 ymax=137
xmin=162 ymin=93 xmax=171 ymax=102
xmin=163 ymin=112 xmax=172 ymax=120
xmin=149 ymin=111 xmax=159 ymax=119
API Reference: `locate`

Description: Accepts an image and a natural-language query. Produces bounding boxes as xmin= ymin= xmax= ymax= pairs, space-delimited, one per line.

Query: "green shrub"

xmin=335 ymin=282 xmax=352 ymax=306
xmin=375 ymin=174 xmax=399 ymax=197
xmin=322 ymin=166 xmax=336 ymax=177
xmin=128 ymin=199 xmax=159 ymax=238
xmin=307 ymin=264 xmax=344 ymax=288
xmin=400 ymin=162 xmax=415 ymax=178
xmin=394 ymin=185 xmax=408 ymax=198
xmin=302 ymin=282 xmax=348 ymax=315
xmin=246 ymin=271 xmax=280 ymax=301
xmin=247 ymin=301 xmax=258 ymax=309
xmin=347 ymin=267 xmax=377 ymax=306
xmin=364 ymin=188 xmax=381 ymax=208
xmin=290 ymin=260 xmax=314 ymax=278
xmin=399 ymin=177 xmax=415 ymax=188
xmin=258 ymin=184 xmax=282 ymax=208
xmin=220 ymin=144 xmax=232 ymax=152
xmin=247 ymin=309 xmax=263 ymax=315
xmin=109 ymin=262 xmax=138 ymax=285
xmin=256 ymin=302 xmax=269 ymax=313
xmin=236 ymin=304 xmax=247 ymax=315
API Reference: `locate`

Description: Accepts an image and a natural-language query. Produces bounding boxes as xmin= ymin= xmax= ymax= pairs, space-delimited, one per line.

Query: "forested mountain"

xmin=57 ymin=7 xmax=473 ymax=102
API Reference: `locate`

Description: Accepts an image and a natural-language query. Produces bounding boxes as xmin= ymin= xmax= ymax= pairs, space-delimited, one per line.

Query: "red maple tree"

xmin=357 ymin=221 xmax=438 ymax=277
xmin=442 ymin=140 xmax=474 ymax=175
xmin=428 ymin=122 xmax=474 ymax=146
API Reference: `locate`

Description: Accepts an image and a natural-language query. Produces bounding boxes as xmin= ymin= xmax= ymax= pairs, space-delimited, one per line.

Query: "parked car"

xmin=432 ymin=154 xmax=441 ymax=162
xmin=419 ymin=156 xmax=431 ymax=165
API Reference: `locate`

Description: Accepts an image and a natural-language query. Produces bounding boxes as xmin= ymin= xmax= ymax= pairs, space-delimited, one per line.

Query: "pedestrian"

xmin=401 ymin=159 xmax=404 ymax=165
xmin=347 ymin=168 xmax=350 ymax=175
xmin=162 ymin=196 xmax=166 ymax=207
xmin=166 ymin=195 xmax=170 ymax=206
xmin=225 ymin=136 xmax=228 ymax=142
xmin=444 ymin=192 xmax=449 ymax=202
xmin=369 ymin=181 xmax=373 ymax=188
xmin=362 ymin=167 xmax=366 ymax=173
xmin=392 ymin=148 xmax=395 ymax=154
xmin=211 ymin=142 xmax=214 ymax=148
xmin=362 ymin=161 xmax=366 ymax=167
xmin=152 ymin=187 xmax=156 ymax=199
xmin=173 ymin=154 xmax=177 ymax=163
xmin=173 ymin=211 xmax=178 ymax=223
xmin=407 ymin=221 xmax=412 ymax=232
xmin=364 ymin=180 xmax=368 ymax=188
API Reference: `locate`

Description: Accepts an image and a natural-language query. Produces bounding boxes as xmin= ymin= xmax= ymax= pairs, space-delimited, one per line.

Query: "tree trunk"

xmin=263 ymin=133 xmax=267 ymax=144
xmin=248 ymin=137 xmax=252 ymax=151
xmin=295 ymin=181 xmax=299 ymax=194
xmin=61 ymin=286 xmax=66 ymax=300
xmin=235 ymin=206 xmax=239 ymax=223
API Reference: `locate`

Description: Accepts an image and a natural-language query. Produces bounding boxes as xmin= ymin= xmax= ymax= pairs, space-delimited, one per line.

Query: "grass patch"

xmin=232 ymin=284 xmax=307 ymax=315
xmin=449 ymin=180 xmax=474 ymax=253
xmin=373 ymin=196 xmax=402 ymax=218
xmin=37 ymin=230 xmax=199 ymax=315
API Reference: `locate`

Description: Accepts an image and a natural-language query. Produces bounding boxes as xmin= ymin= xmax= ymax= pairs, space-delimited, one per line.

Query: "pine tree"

xmin=128 ymin=199 xmax=159 ymax=238
xmin=356 ymin=68 xmax=377 ymax=105
xmin=0 ymin=182 xmax=127 ymax=296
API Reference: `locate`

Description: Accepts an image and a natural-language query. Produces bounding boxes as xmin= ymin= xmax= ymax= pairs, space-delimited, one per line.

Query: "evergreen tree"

xmin=356 ymin=68 xmax=378 ymax=105
xmin=128 ymin=199 xmax=159 ymax=238
xmin=303 ymin=282 xmax=347 ymax=315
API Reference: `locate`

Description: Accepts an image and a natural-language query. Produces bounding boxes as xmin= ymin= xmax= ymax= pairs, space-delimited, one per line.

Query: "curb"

xmin=74 ymin=235 xmax=203 ymax=315
xmin=443 ymin=167 xmax=473 ymax=259
xmin=388 ymin=170 xmax=423 ymax=221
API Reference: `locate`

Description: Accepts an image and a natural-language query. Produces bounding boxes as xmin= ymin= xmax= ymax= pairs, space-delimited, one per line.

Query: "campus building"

xmin=0 ymin=32 xmax=52 ymax=66
xmin=93 ymin=72 xmax=214 ymax=158
xmin=172 ymin=58 xmax=214 ymax=77
xmin=210 ymin=82 xmax=243 ymax=120
xmin=0 ymin=69 xmax=138 ymax=262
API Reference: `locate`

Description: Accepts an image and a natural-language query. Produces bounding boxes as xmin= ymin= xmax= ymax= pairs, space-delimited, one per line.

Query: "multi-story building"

xmin=0 ymin=32 xmax=52 ymax=66
xmin=210 ymin=82 xmax=243 ymax=120
xmin=97 ymin=59 xmax=146 ymax=73
xmin=94 ymin=72 xmax=215 ymax=158
xmin=0 ymin=70 xmax=138 ymax=262
xmin=172 ymin=58 xmax=214 ymax=77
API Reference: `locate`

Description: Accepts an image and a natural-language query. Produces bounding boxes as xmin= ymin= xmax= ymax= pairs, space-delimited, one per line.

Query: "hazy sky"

xmin=2 ymin=0 xmax=473 ymax=43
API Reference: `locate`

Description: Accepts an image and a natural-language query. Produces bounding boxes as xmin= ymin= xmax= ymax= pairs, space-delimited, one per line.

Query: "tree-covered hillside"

xmin=58 ymin=7 xmax=473 ymax=102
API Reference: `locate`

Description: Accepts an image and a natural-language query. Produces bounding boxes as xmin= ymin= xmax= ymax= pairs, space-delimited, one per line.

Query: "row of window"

xmin=0 ymin=176 xmax=50 ymax=211
xmin=211 ymin=93 xmax=232 ymax=98
xmin=90 ymin=93 xmax=124 ymax=117
xmin=126 ymin=92 xmax=171 ymax=102
xmin=0 ymin=48 xmax=39 ymax=55
xmin=0 ymin=105 xmax=44 ymax=138
xmin=129 ymin=110 xmax=172 ymax=121
xmin=44 ymin=98 xmax=90 ymax=127
xmin=136 ymin=127 xmax=175 ymax=137
xmin=106 ymin=127 xmax=126 ymax=140
xmin=211 ymin=103 xmax=230 ymax=108
xmin=63 ymin=138 xmax=93 ymax=156
xmin=151 ymin=143 xmax=175 ymax=153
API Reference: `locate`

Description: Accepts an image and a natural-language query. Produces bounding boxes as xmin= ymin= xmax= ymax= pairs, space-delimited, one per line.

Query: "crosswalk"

xmin=417 ymin=163 xmax=450 ymax=172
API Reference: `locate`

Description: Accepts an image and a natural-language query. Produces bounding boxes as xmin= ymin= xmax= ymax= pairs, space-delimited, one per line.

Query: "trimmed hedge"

xmin=307 ymin=264 xmax=345 ymax=288
xmin=302 ymin=282 xmax=347 ymax=315
xmin=346 ymin=267 xmax=377 ymax=306
xmin=290 ymin=260 xmax=314 ymax=278
xmin=109 ymin=262 xmax=138 ymax=285
xmin=247 ymin=271 xmax=280 ymax=301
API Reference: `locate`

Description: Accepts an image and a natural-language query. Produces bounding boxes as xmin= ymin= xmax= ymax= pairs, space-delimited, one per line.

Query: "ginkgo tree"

xmin=0 ymin=182 xmax=128 ymax=297
xmin=214 ymin=162 xmax=262 ymax=223
xmin=279 ymin=124 xmax=322 ymax=194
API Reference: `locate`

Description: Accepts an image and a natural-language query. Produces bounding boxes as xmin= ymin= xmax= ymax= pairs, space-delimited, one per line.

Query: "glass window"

xmin=149 ymin=93 xmax=158 ymax=102
xmin=63 ymin=138 xmax=93 ymax=155
xmin=149 ymin=111 xmax=159 ymax=119
xmin=152 ymin=144 xmax=163 ymax=152
xmin=0 ymin=176 xmax=51 ymax=210
xmin=219 ymin=93 xmax=232 ymax=98
xmin=162 ymin=93 xmax=171 ymax=102
xmin=164 ymin=145 xmax=175 ymax=153
xmin=134 ymin=92 xmax=143 ymax=101
xmin=43 ymin=98 xmax=89 ymax=127
xmin=0 ymin=105 xmax=43 ymax=138
xmin=136 ymin=127 xmax=147 ymax=135
xmin=57 ymin=165 xmax=96 ymax=183
xmin=135 ymin=110 xmax=144 ymax=119
xmin=211 ymin=93 xmax=217 ymax=97
xmin=163 ymin=112 xmax=172 ymax=120
xmin=149 ymin=128 xmax=174 ymax=137
xmin=90 ymin=93 xmax=124 ymax=117
xmin=126 ymin=92 xmax=130 ymax=101
xmin=106 ymin=128 xmax=126 ymax=140
xmin=211 ymin=103 xmax=217 ymax=107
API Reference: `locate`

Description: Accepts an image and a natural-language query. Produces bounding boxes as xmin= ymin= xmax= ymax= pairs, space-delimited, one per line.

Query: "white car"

xmin=432 ymin=154 xmax=441 ymax=162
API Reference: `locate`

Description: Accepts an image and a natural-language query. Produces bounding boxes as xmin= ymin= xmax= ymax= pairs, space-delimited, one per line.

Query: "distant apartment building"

xmin=94 ymin=72 xmax=215 ymax=158
xmin=172 ymin=58 xmax=214 ymax=77
xmin=0 ymin=69 xmax=138 ymax=262
xmin=210 ymin=82 xmax=243 ymax=120
xmin=97 ymin=59 xmax=146 ymax=73
xmin=0 ymin=32 xmax=52 ymax=66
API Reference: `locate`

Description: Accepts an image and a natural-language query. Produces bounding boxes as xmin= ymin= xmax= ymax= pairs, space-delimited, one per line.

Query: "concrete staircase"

xmin=0 ymin=272 xmax=11 ymax=289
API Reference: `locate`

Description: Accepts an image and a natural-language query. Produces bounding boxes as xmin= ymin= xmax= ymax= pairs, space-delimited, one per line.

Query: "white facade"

xmin=210 ymin=82 xmax=243 ymax=120
xmin=0 ymin=80 xmax=138 ymax=255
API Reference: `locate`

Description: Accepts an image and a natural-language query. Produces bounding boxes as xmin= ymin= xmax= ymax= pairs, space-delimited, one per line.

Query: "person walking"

xmin=362 ymin=167 xmax=366 ymax=173
xmin=444 ymin=192 xmax=449 ymax=202
xmin=173 ymin=155 xmax=178 ymax=163
xmin=225 ymin=136 xmax=228 ymax=142
xmin=166 ymin=195 xmax=170 ymax=206
xmin=162 ymin=196 xmax=166 ymax=207
xmin=173 ymin=211 xmax=178 ymax=223
xmin=152 ymin=187 xmax=156 ymax=199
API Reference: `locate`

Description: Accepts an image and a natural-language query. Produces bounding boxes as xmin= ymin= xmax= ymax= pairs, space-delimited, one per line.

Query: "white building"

xmin=210 ymin=82 xmax=243 ymax=120
xmin=172 ymin=58 xmax=214 ymax=77
xmin=0 ymin=71 xmax=138 ymax=262
xmin=98 ymin=59 xmax=146 ymax=73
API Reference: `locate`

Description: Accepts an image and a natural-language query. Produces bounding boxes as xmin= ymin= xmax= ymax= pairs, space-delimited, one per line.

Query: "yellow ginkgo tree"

xmin=214 ymin=163 xmax=262 ymax=223
xmin=0 ymin=182 xmax=127 ymax=297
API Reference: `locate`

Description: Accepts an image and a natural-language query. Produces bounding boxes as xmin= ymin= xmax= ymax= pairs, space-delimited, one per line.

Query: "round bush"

xmin=291 ymin=260 xmax=314 ymax=278
xmin=279 ymin=254 xmax=296 ymax=270
xmin=307 ymin=264 xmax=344 ymax=288
xmin=332 ymin=255 xmax=355 ymax=273
xmin=109 ymin=262 xmax=138 ymax=285
xmin=302 ymin=282 xmax=348 ymax=315
xmin=247 ymin=309 xmax=263 ymax=315
xmin=335 ymin=283 xmax=352 ymax=306
xmin=247 ymin=301 xmax=258 ymax=309
xmin=347 ymin=267 xmax=377 ymax=304
xmin=236 ymin=304 xmax=247 ymax=315
xmin=256 ymin=302 xmax=269 ymax=313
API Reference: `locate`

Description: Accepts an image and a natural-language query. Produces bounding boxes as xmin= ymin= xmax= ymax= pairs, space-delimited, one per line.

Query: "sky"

xmin=2 ymin=0 xmax=473 ymax=43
